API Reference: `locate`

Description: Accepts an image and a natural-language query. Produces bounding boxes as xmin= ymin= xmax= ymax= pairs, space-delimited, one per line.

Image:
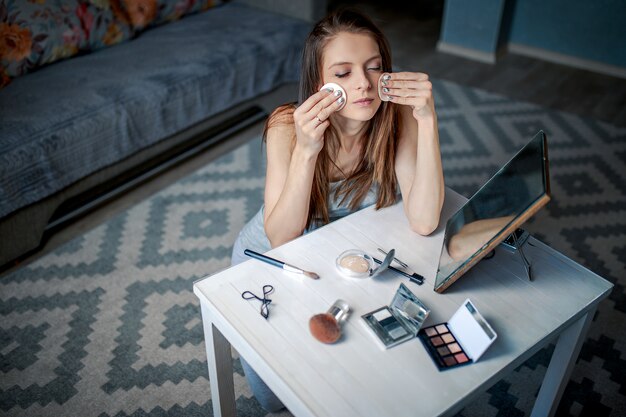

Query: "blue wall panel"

xmin=440 ymin=0 xmax=626 ymax=69
xmin=506 ymin=0 xmax=626 ymax=67
xmin=440 ymin=0 xmax=507 ymax=53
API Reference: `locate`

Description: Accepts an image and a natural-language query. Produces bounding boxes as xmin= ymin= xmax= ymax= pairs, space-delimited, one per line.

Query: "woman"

xmin=231 ymin=8 xmax=444 ymax=412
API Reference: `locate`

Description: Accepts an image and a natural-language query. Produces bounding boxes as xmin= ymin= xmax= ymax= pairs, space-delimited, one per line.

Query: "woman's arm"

xmin=263 ymin=124 xmax=317 ymax=247
xmin=263 ymin=89 xmax=344 ymax=247
xmin=387 ymin=72 xmax=445 ymax=235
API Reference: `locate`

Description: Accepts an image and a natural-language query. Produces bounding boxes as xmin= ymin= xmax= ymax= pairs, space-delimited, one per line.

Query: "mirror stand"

xmin=511 ymin=232 xmax=532 ymax=281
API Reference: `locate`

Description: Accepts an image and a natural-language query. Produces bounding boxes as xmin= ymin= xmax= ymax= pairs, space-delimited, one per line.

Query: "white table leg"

xmin=530 ymin=308 xmax=596 ymax=417
xmin=201 ymin=303 xmax=236 ymax=417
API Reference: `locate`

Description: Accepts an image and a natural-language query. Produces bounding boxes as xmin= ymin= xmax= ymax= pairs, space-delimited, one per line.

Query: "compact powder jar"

xmin=340 ymin=255 xmax=369 ymax=273
xmin=336 ymin=249 xmax=374 ymax=278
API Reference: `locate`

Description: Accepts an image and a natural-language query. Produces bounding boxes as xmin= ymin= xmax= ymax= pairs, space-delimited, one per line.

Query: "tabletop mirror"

xmin=434 ymin=131 xmax=551 ymax=293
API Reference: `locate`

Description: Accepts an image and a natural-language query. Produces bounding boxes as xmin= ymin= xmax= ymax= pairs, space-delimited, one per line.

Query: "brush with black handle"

xmin=244 ymin=249 xmax=320 ymax=280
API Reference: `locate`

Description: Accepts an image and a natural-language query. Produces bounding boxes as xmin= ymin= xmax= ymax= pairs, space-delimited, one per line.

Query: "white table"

xmin=193 ymin=188 xmax=613 ymax=417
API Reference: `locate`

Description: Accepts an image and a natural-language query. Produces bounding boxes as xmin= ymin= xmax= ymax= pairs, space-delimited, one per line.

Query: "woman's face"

xmin=321 ymin=32 xmax=383 ymax=122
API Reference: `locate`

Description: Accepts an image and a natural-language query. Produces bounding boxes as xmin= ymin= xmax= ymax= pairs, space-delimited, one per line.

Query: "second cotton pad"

xmin=378 ymin=73 xmax=392 ymax=102
xmin=320 ymin=83 xmax=347 ymax=111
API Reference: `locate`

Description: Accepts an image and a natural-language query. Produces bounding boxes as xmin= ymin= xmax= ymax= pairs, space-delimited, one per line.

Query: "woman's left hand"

xmin=381 ymin=72 xmax=435 ymax=121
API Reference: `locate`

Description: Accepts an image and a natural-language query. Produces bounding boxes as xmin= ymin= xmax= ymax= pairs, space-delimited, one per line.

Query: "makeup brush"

xmin=309 ymin=299 xmax=350 ymax=344
xmin=309 ymin=314 xmax=341 ymax=343
xmin=244 ymin=249 xmax=320 ymax=280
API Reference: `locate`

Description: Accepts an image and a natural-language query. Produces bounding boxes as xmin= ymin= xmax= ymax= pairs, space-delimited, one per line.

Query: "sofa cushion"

xmin=0 ymin=0 xmax=134 ymax=80
xmin=120 ymin=0 xmax=222 ymax=30
xmin=0 ymin=2 xmax=309 ymax=218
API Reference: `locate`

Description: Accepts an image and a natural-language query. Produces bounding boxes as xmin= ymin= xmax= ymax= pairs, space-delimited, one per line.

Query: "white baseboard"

xmin=436 ymin=41 xmax=496 ymax=64
xmin=508 ymin=43 xmax=626 ymax=79
xmin=437 ymin=40 xmax=626 ymax=79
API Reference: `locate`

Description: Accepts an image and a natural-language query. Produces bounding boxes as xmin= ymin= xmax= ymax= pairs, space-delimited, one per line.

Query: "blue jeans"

xmin=239 ymin=356 xmax=285 ymax=412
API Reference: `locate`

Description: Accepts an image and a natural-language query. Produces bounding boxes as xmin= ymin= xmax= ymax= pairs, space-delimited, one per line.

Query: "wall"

xmin=438 ymin=0 xmax=626 ymax=76
xmin=438 ymin=0 xmax=507 ymax=63
xmin=504 ymin=0 xmax=626 ymax=68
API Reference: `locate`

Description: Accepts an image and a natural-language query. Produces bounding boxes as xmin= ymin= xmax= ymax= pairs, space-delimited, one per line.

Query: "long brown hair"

xmin=264 ymin=9 xmax=400 ymax=228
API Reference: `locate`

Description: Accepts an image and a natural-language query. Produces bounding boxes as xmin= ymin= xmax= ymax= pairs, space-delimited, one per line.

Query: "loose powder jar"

xmin=336 ymin=249 xmax=374 ymax=278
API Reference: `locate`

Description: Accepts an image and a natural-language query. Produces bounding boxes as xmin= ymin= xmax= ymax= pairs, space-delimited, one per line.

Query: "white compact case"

xmin=448 ymin=299 xmax=498 ymax=361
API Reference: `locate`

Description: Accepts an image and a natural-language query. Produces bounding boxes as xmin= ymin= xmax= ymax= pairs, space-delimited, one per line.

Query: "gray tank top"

xmin=231 ymin=181 xmax=380 ymax=265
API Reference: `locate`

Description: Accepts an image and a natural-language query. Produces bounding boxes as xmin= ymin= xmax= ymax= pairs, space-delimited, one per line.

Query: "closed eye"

xmin=368 ymin=66 xmax=382 ymax=71
xmin=335 ymin=72 xmax=350 ymax=78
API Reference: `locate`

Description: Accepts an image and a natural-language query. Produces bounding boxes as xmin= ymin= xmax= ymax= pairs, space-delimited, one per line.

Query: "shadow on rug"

xmin=1 ymin=79 xmax=624 ymax=417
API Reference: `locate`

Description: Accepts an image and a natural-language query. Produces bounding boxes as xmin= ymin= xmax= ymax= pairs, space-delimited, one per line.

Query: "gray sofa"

xmin=0 ymin=1 xmax=321 ymax=267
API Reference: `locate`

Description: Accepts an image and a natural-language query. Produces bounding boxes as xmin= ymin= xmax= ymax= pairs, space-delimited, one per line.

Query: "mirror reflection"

xmin=435 ymin=132 xmax=549 ymax=292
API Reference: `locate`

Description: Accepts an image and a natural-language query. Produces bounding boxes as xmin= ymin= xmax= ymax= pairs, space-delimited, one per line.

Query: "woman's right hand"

xmin=292 ymin=88 xmax=345 ymax=156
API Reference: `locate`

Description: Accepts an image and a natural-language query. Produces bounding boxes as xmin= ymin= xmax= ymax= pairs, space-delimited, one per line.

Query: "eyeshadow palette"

xmin=418 ymin=299 xmax=497 ymax=371
xmin=419 ymin=323 xmax=471 ymax=369
xmin=362 ymin=284 xmax=430 ymax=349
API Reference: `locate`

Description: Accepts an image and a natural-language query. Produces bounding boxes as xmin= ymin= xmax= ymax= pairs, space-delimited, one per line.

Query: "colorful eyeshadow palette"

xmin=419 ymin=323 xmax=471 ymax=369
xmin=418 ymin=299 xmax=497 ymax=371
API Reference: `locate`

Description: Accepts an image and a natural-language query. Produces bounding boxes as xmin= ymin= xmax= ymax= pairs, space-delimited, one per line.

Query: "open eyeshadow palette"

xmin=418 ymin=299 xmax=497 ymax=370
xmin=362 ymin=284 xmax=430 ymax=349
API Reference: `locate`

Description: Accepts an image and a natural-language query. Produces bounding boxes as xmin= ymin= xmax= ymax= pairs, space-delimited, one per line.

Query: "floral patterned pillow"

xmin=119 ymin=0 xmax=222 ymax=30
xmin=0 ymin=0 xmax=134 ymax=85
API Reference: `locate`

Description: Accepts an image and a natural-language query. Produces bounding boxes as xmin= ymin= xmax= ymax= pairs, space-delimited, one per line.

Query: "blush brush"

xmin=244 ymin=249 xmax=320 ymax=280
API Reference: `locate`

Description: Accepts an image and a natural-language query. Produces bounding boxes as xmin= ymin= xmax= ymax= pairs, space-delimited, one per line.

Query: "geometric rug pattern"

xmin=1 ymin=79 xmax=625 ymax=416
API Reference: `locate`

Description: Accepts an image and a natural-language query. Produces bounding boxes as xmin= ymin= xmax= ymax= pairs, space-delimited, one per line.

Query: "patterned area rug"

xmin=1 ymin=79 xmax=624 ymax=417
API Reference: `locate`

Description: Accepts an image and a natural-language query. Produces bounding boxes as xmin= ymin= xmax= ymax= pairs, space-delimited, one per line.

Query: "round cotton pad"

xmin=320 ymin=82 xmax=347 ymax=111
xmin=378 ymin=73 xmax=392 ymax=102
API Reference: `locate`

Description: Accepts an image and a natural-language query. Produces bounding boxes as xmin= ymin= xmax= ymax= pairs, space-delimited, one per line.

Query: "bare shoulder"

xmin=266 ymin=105 xmax=296 ymax=147
xmin=265 ymin=105 xmax=297 ymax=165
xmin=266 ymin=122 xmax=295 ymax=144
